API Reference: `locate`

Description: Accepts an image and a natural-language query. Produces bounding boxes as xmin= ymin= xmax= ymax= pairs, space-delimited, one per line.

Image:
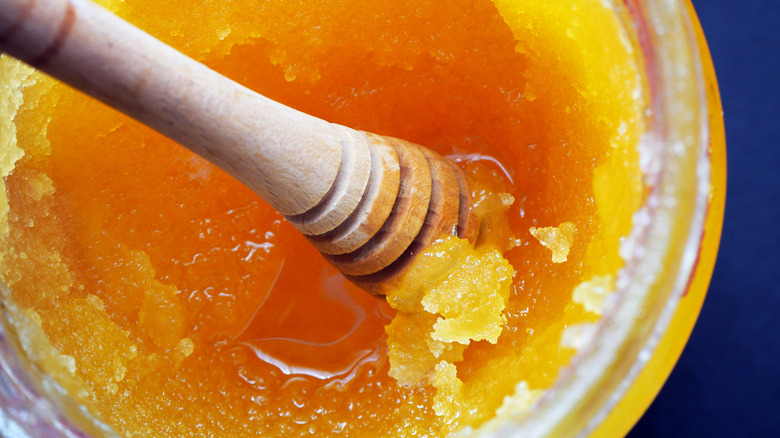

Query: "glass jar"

xmin=492 ymin=1 xmax=726 ymax=436
xmin=0 ymin=0 xmax=725 ymax=436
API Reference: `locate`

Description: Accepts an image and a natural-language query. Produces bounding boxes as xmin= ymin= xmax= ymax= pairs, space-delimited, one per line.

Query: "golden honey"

xmin=0 ymin=0 xmax=647 ymax=435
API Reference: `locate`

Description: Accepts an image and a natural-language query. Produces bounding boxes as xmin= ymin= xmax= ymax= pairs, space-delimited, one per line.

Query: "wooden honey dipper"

xmin=0 ymin=0 xmax=478 ymax=294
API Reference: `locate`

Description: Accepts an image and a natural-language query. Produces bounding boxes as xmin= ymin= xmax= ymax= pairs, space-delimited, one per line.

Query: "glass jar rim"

xmin=486 ymin=0 xmax=714 ymax=436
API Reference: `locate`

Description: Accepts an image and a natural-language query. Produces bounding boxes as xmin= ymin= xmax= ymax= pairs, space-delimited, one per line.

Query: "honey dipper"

xmin=0 ymin=0 xmax=478 ymax=294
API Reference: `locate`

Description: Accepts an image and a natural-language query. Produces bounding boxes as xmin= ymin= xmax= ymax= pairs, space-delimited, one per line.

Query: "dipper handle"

xmin=0 ymin=0 xmax=354 ymax=217
xmin=0 ymin=0 xmax=477 ymax=293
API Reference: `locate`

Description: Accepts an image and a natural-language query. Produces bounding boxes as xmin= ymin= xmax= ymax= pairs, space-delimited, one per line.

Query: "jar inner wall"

xmin=0 ymin=0 xmax=711 ymax=436
xmin=505 ymin=0 xmax=713 ymax=436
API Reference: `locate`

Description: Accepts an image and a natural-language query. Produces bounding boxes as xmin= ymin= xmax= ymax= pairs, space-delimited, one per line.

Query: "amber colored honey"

xmin=0 ymin=0 xmax=645 ymax=435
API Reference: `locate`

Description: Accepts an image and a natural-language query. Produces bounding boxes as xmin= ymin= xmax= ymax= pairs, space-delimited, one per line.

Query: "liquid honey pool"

xmin=0 ymin=0 xmax=646 ymax=436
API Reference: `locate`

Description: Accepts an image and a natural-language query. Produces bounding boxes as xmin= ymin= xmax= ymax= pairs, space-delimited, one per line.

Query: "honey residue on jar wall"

xmin=0 ymin=0 xmax=645 ymax=436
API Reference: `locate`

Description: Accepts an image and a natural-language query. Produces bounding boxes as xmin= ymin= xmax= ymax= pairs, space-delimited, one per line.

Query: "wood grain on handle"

xmin=0 ymin=0 xmax=366 ymax=218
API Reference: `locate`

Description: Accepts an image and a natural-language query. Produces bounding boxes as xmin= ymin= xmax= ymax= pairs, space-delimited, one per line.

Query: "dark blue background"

xmin=629 ymin=2 xmax=780 ymax=437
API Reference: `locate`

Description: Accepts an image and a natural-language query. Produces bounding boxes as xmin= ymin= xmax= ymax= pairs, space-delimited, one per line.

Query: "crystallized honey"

xmin=0 ymin=0 xmax=645 ymax=436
